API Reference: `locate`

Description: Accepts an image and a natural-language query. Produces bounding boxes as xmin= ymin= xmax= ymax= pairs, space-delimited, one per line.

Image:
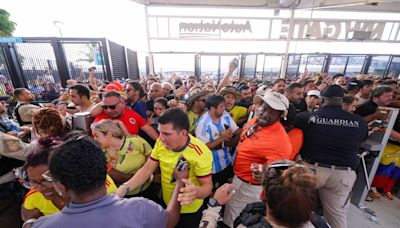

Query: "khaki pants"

xmin=309 ymin=164 xmax=357 ymax=228
xmin=223 ymin=175 xmax=262 ymax=227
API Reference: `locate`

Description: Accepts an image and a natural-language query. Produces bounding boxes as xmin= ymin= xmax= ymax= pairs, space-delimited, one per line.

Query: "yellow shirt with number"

xmin=105 ymin=136 xmax=153 ymax=195
xmin=229 ymin=105 xmax=248 ymax=123
xmin=23 ymin=175 xmax=117 ymax=216
xmin=150 ymin=134 xmax=213 ymax=214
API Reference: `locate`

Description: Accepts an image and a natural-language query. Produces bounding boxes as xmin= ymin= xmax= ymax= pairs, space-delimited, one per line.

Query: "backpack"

xmin=234 ymin=201 xmax=329 ymax=228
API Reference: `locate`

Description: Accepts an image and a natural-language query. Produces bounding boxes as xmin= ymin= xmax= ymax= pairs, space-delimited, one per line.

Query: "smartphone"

xmin=66 ymin=106 xmax=77 ymax=110
xmin=232 ymin=58 xmax=238 ymax=69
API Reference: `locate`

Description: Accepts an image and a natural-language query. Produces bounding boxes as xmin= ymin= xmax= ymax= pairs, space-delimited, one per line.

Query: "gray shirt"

xmin=33 ymin=194 xmax=167 ymax=228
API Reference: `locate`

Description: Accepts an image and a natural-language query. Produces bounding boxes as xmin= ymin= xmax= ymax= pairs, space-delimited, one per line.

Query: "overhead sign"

xmin=149 ymin=16 xmax=400 ymax=42
xmin=179 ymin=20 xmax=252 ymax=38
xmin=0 ymin=37 xmax=23 ymax=43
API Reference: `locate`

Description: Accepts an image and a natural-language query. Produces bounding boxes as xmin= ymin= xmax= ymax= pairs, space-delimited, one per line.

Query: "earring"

xmin=57 ymin=191 xmax=63 ymax=196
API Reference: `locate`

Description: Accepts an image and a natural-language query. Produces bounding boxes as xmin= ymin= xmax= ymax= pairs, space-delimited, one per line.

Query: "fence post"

xmin=1 ymin=43 xmax=26 ymax=88
xmin=100 ymin=38 xmax=113 ymax=82
xmin=51 ymin=38 xmax=70 ymax=87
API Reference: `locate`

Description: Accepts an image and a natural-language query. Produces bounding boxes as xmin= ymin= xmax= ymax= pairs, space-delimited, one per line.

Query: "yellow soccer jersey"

xmin=105 ymin=136 xmax=152 ymax=195
xmin=188 ymin=111 xmax=199 ymax=135
xmin=150 ymin=134 xmax=213 ymax=214
xmin=23 ymin=175 xmax=117 ymax=216
xmin=229 ymin=105 xmax=248 ymax=123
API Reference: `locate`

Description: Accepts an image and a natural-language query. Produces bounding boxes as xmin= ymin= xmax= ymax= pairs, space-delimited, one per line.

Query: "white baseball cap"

xmin=307 ymin=90 xmax=321 ymax=98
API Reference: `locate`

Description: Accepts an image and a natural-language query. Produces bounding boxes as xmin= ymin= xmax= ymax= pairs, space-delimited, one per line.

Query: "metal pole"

xmin=144 ymin=5 xmax=154 ymax=75
xmin=280 ymin=8 xmax=295 ymax=79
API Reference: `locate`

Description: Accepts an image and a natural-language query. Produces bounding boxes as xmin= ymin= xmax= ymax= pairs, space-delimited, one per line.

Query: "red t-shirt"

xmin=93 ymin=108 xmax=146 ymax=135
xmin=234 ymin=118 xmax=292 ymax=184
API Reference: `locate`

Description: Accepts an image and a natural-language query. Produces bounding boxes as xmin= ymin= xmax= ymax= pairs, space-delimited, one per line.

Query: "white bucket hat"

xmin=253 ymin=90 xmax=289 ymax=118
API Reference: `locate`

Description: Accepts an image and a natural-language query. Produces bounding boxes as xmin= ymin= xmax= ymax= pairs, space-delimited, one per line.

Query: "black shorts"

xmin=212 ymin=165 xmax=234 ymax=190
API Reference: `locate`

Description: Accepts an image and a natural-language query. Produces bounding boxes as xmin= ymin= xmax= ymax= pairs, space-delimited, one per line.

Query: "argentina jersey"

xmin=195 ymin=111 xmax=239 ymax=174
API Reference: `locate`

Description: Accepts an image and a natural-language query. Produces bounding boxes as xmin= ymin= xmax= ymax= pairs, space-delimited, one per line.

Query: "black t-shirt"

xmin=295 ymin=106 xmax=368 ymax=168
xmin=236 ymin=100 xmax=252 ymax=109
xmin=146 ymin=99 xmax=154 ymax=112
xmin=354 ymin=100 xmax=378 ymax=117
xmin=294 ymin=99 xmax=308 ymax=113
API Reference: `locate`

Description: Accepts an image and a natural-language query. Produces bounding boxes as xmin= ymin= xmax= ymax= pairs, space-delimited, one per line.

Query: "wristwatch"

xmin=208 ymin=197 xmax=221 ymax=207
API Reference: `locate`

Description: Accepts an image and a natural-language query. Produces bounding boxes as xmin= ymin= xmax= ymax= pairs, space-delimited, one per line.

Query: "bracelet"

xmin=22 ymin=218 xmax=37 ymax=228
xmin=121 ymin=183 xmax=130 ymax=196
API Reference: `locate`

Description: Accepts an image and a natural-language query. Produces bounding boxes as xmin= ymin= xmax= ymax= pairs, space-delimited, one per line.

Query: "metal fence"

xmin=0 ymin=46 xmax=13 ymax=95
xmin=0 ymin=37 xmax=140 ymax=94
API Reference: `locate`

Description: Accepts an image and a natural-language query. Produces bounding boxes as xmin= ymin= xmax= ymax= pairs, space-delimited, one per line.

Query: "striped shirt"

xmin=195 ymin=111 xmax=239 ymax=173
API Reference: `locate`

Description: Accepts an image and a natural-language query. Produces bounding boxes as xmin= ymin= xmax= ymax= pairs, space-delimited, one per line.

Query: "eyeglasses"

xmin=126 ymin=88 xmax=134 ymax=92
xmin=42 ymin=170 xmax=56 ymax=182
xmin=102 ymin=102 xmax=120 ymax=110
xmin=13 ymin=168 xmax=54 ymax=189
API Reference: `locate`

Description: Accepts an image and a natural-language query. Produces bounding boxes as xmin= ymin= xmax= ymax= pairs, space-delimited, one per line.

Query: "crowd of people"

xmin=0 ymin=60 xmax=399 ymax=228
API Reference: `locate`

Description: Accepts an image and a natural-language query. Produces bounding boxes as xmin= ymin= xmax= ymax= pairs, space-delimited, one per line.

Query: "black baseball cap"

xmin=321 ymin=85 xmax=344 ymax=98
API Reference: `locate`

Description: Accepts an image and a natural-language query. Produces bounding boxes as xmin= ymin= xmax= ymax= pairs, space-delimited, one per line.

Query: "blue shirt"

xmin=33 ymin=194 xmax=167 ymax=228
xmin=127 ymin=99 xmax=148 ymax=120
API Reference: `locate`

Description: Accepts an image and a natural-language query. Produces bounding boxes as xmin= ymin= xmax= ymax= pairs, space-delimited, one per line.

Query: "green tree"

xmin=0 ymin=9 xmax=16 ymax=36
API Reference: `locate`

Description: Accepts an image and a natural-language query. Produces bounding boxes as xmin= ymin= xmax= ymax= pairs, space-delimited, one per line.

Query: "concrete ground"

xmin=348 ymin=196 xmax=400 ymax=228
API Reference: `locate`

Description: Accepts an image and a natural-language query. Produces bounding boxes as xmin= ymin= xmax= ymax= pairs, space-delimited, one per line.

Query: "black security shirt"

xmin=295 ymin=106 xmax=368 ymax=168
xmin=354 ymin=100 xmax=378 ymax=117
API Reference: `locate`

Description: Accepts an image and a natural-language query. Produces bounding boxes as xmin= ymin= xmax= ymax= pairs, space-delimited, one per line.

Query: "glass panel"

xmin=243 ymin=55 xmax=257 ymax=79
xmin=220 ymin=55 xmax=239 ymax=80
xmin=298 ymin=55 xmax=308 ymax=75
xmin=368 ymin=56 xmax=390 ymax=77
xmin=256 ymin=54 xmax=265 ymax=80
xmin=286 ymin=55 xmax=300 ymax=81
xmin=328 ymin=56 xmax=348 ymax=77
xmin=263 ymin=55 xmax=282 ymax=81
xmin=200 ymin=55 xmax=219 ymax=82
xmin=386 ymin=57 xmax=400 ymax=79
xmin=345 ymin=56 xmax=365 ymax=77
xmin=305 ymin=56 xmax=325 ymax=74
xmin=153 ymin=54 xmax=195 ymax=80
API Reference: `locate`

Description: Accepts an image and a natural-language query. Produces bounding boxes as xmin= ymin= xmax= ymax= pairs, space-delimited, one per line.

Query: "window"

xmin=368 ymin=56 xmax=390 ymax=77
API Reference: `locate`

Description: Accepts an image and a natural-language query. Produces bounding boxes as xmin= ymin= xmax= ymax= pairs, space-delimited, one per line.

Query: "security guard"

xmin=294 ymin=85 xmax=368 ymax=228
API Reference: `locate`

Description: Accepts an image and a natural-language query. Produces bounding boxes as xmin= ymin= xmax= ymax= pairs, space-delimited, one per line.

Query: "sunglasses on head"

xmin=262 ymin=160 xmax=307 ymax=190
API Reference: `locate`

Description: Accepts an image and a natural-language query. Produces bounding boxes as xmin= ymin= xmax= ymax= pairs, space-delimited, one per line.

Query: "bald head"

xmin=149 ymin=82 xmax=163 ymax=100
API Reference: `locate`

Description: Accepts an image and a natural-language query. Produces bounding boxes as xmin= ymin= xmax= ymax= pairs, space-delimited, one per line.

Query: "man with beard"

xmin=187 ymin=87 xmax=208 ymax=135
xmin=272 ymin=79 xmax=286 ymax=94
xmin=195 ymin=95 xmax=241 ymax=189
xmin=236 ymin=85 xmax=253 ymax=108
xmin=223 ymin=90 xmax=292 ymax=227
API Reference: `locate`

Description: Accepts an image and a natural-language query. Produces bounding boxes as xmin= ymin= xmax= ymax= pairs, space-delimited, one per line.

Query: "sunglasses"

xmin=102 ymin=102 xmax=120 ymax=110
xmin=240 ymin=123 xmax=260 ymax=142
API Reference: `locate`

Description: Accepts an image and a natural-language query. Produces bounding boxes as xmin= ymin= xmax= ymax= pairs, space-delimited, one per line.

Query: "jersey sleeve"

xmin=194 ymin=145 xmax=213 ymax=177
xmin=150 ymin=139 xmax=162 ymax=161
xmin=139 ymin=137 xmax=153 ymax=156
xmin=23 ymin=190 xmax=38 ymax=210
xmin=195 ymin=120 xmax=211 ymax=144
xmin=132 ymin=110 xmax=147 ymax=128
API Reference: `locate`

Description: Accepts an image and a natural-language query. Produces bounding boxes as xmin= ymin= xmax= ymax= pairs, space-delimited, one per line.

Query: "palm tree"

xmin=0 ymin=9 xmax=16 ymax=36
